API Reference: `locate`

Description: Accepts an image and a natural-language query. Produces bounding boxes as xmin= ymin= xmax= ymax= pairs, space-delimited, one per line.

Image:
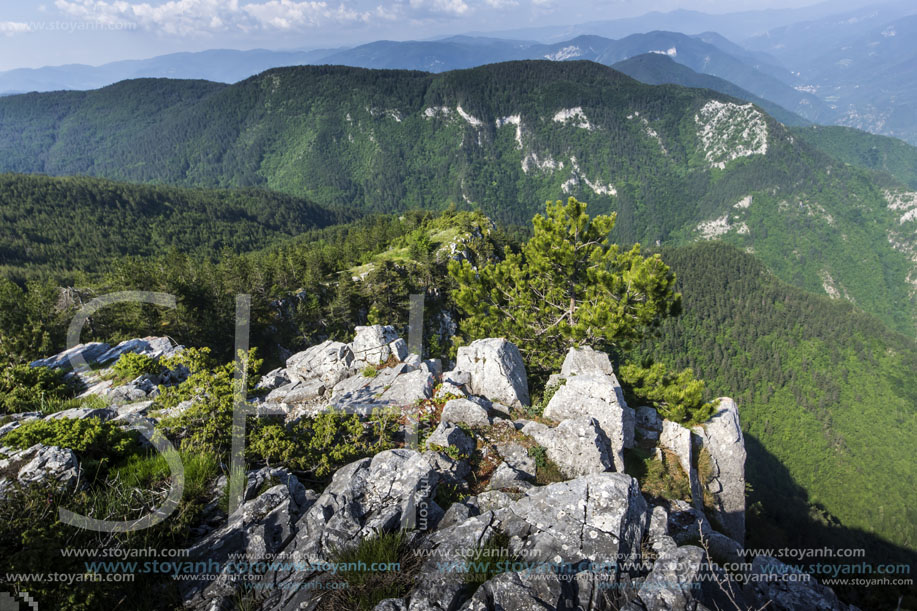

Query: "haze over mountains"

xmin=2 ymin=0 xmax=915 ymax=144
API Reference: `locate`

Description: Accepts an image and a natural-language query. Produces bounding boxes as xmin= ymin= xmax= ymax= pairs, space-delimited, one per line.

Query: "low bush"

xmin=0 ymin=362 xmax=76 ymax=414
xmin=248 ymin=409 xmax=399 ymax=478
xmin=111 ymin=352 xmax=161 ymax=383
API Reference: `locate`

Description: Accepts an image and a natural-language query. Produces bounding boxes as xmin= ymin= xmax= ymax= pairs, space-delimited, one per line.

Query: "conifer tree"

xmin=448 ymin=197 xmax=681 ymax=374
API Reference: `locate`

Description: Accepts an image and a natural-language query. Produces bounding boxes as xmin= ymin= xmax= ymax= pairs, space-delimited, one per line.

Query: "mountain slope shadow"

xmin=743 ymin=432 xmax=917 ymax=609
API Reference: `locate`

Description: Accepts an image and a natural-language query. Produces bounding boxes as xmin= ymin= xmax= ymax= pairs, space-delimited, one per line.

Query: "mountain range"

xmin=0 ymin=60 xmax=914 ymax=340
xmin=3 ymin=0 xmax=915 ymax=144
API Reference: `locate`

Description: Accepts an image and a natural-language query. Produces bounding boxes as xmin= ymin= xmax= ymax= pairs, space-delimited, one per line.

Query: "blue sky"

xmin=0 ymin=0 xmax=830 ymax=70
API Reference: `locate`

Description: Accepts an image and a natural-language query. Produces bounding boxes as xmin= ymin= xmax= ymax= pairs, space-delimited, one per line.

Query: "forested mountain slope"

xmin=792 ymin=124 xmax=917 ymax=190
xmin=611 ymin=53 xmax=808 ymax=127
xmin=0 ymin=61 xmax=913 ymax=337
xmin=0 ymin=174 xmax=345 ymax=273
xmin=641 ymin=242 xmax=917 ymax=559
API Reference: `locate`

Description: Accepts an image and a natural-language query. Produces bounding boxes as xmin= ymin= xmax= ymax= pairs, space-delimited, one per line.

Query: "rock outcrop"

xmin=11 ymin=332 xmax=849 ymax=611
xmin=451 ymin=338 xmax=530 ymax=408
xmin=0 ymin=444 xmax=79 ymax=498
xmin=694 ymin=398 xmax=746 ymax=543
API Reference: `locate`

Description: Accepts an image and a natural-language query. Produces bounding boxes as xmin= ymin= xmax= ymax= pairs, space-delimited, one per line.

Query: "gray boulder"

xmin=377 ymin=369 xmax=435 ymax=406
xmin=330 ymin=364 xmax=433 ymax=414
xmin=435 ymin=381 xmax=467 ymax=399
xmin=425 ymin=421 xmax=475 ymax=457
xmin=441 ymin=398 xmax=492 ymax=428
xmin=182 ymin=475 xmax=314 ymax=609
xmin=746 ymin=556 xmax=852 ymax=611
xmin=29 ymin=336 xmax=181 ymax=371
xmin=458 ymin=569 xmax=609 ymax=610
xmin=560 ymin=345 xmax=615 ymax=377
xmin=103 ymin=374 xmax=161 ymax=405
xmin=543 ymin=374 xmax=634 ymax=471
xmin=266 ymin=379 xmax=325 ymax=405
xmin=495 ymin=442 xmax=536 ymax=480
xmin=638 ymin=545 xmax=742 ymax=611
xmin=526 ymin=417 xmax=615 ymax=478
xmin=0 ymin=444 xmax=79 ymax=497
xmin=46 ymin=406 xmax=117 ymax=421
xmin=30 ymin=342 xmax=110 ymax=370
xmin=97 ymin=337 xmax=181 ymax=365
xmin=256 ymin=367 xmax=291 ymax=391
xmin=502 ymin=473 xmax=648 ymax=564
xmin=286 ymin=340 xmax=355 ymax=387
xmin=454 ymin=339 xmax=529 ymax=408
xmin=351 ymin=325 xmax=401 ymax=366
xmin=291 ymin=449 xmax=438 ymax=560
xmin=487 ymin=462 xmax=535 ymax=492
xmin=693 ymin=398 xmax=746 ymax=543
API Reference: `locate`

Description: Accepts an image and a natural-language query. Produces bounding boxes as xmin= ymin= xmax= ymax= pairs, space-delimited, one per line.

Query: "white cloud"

xmin=0 ymin=21 xmax=33 ymax=35
xmin=484 ymin=0 xmax=518 ymax=8
xmin=53 ymin=0 xmax=388 ymax=35
xmin=408 ymin=0 xmax=470 ymax=17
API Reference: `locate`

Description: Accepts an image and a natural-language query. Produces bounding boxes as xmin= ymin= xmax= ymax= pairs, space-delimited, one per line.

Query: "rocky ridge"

xmin=0 ymin=327 xmax=855 ymax=610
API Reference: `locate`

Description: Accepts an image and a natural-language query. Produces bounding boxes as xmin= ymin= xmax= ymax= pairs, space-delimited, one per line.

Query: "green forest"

xmin=1 ymin=60 xmax=915 ymax=609
xmin=0 ymin=61 xmax=913 ymax=339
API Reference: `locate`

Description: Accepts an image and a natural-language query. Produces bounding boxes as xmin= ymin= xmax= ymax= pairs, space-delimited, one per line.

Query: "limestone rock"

xmin=502 ymin=473 xmax=648 ymax=564
xmin=454 ymin=338 xmax=529 ymax=408
xmin=526 ymin=416 xmax=615 ymax=478
xmin=46 ymin=406 xmax=117 ymax=421
xmin=425 ymin=421 xmax=475 ymax=457
xmin=286 ymin=340 xmax=355 ymax=387
xmin=560 ymin=345 xmax=615 ymax=377
xmin=543 ymin=374 xmax=634 ymax=471
xmin=441 ymin=398 xmax=492 ymax=428
xmin=693 ymin=398 xmax=746 ymax=543
xmin=351 ymin=325 xmax=400 ymax=366
xmin=639 ymin=546 xmax=739 ymax=611
xmin=0 ymin=444 xmax=79 ymax=497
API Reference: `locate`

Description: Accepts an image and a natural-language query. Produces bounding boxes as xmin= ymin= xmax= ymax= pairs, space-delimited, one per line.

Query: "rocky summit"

xmin=0 ymin=326 xmax=855 ymax=611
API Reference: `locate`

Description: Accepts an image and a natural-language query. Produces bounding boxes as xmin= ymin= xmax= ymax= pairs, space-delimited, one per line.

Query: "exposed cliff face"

xmin=0 ymin=329 xmax=854 ymax=610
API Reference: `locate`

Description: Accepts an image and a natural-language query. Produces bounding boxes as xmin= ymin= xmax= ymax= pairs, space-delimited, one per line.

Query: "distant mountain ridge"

xmin=0 ymin=60 xmax=913 ymax=338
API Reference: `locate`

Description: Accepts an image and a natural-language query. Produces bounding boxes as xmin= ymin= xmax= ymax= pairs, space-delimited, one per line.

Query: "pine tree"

xmin=448 ymin=197 xmax=681 ymax=374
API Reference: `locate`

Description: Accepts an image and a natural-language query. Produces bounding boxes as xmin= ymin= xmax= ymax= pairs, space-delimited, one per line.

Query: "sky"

xmin=0 ymin=0 xmax=853 ymax=71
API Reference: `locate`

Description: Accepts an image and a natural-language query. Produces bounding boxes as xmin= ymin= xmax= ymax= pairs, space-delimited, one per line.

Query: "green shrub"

xmin=0 ymin=362 xmax=76 ymax=414
xmin=158 ymin=348 xmax=262 ymax=456
xmin=527 ymin=445 xmax=566 ymax=485
xmin=248 ymin=409 xmax=398 ymax=478
xmin=620 ymin=360 xmax=716 ymax=425
xmin=111 ymin=352 xmax=160 ymax=382
xmin=624 ymin=447 xmax=692 ymax=502
xmin=2 ymin=417 xmax=139 ymax=462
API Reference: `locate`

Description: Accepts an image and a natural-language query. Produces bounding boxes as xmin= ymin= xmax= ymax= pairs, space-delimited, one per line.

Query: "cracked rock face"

xmin=454 ymin=339 xmax=530 ymax=408
xmin=286 ymin=340 xmax=355 ymax=387
xmin=543 ymin=374 xmax=634 ymax=471
xmin=525 ymin=417 xmax=615 ymax=478
xmin=639 ymin=545 xmax=742 ymax=611
xmin=0 ymin=444 xmax=79 ymax=497
xmin=502 ymin=473 xmax=648 ymax=565
xmin=693 ymin=397 xmax=746 ymax=543
xmin=351 ymin=325 xmax=402 ymax=366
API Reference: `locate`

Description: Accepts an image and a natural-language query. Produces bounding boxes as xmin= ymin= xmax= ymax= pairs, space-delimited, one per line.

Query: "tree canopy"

xmin=449 ymin=197 xmax=681 ymax=374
